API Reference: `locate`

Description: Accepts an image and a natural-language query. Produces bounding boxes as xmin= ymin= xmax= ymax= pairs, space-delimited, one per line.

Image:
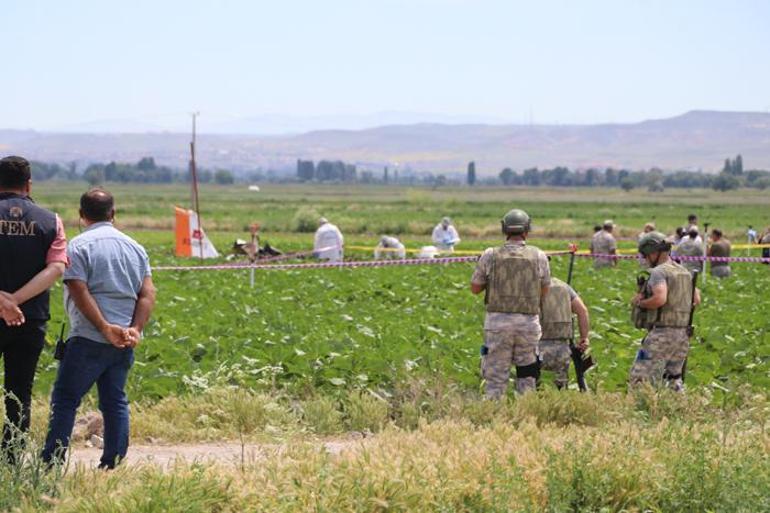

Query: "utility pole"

xmin=189 ymin=112 xmax=203 ymax=258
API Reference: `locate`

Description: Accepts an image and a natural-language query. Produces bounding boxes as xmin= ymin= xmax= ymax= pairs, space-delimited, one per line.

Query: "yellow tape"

xmin=733 ymin=244 xmax=770 ymax=249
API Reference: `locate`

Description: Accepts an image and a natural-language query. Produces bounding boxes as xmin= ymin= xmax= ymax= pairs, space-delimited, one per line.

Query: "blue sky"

xmin=3 ymin=0 xmax=769 ymax=131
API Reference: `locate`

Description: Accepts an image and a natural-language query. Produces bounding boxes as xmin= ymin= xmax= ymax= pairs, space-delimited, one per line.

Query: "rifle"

xmin=681 ymin=270 xmax=699 ymax=382
xmin=566 ymin=250 xmax=594 ymax=391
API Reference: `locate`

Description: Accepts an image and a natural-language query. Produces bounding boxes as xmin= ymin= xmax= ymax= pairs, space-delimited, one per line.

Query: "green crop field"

xmin=26 ymin=182 xmax=770 ymax=399
xmin=4 ymin=183 xmax=770 ymax=512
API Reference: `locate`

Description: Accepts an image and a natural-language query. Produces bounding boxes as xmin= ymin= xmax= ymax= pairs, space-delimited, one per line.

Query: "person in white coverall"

xmin=313 ymin=217 xmax=344 ymax=262
xmin=432 ymin=217 xmax=460 ymax=252
xmin=374 ymin=235 xmax=406 ymax=259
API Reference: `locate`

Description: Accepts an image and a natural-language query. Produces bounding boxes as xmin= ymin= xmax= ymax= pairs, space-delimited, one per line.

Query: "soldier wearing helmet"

xmin=590 ymin=220 xmax=617 ymax=268
xmin=630 ymin=231 xmax=700 ymax=391
xmin=470 ymin=209 xmax=551 ymax=397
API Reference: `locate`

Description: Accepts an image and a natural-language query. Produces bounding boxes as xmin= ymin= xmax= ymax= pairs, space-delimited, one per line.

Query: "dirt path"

xmin=69 ymin=439 xmax=363 ymax=468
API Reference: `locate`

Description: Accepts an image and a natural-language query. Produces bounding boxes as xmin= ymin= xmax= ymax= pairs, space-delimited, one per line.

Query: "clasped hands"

xmin=102 ymin=324 xmax=142 ymax=349
xmin=0 ymin=292 xmax=24 ymax=327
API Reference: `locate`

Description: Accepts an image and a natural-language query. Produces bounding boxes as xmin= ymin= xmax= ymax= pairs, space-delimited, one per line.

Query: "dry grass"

xmin=10 ymin=414 xmax=769 ymax=512
xmin=3 ymin=387 xmax=769 ymax=511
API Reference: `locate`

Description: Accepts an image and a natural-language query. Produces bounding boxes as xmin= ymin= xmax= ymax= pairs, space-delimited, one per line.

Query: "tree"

xmin=467 ymin=161 xmax=476 ymax=186
xmin=712 ymin=173 xmax=740 ymax=192
xmin=383 ymin=166 xmax=389 ymax=184
xmin=83 ymin=166 xmax=105 ymax=186
xmin=499 ymin=167 xmax=515 ymax=185
xmin=734 ymin=154 xmax=743 ymax=175
xmin=585 ymin=168 xmax=599 ymax=187
xmin=620 ymin=177 xmax=634 ymax=192
xmin=522 ymin=168 xmax=541 ymax=186
xmin=214 ymin=169 xmax=235 ymax=185
xmin=723 ymin=158 xmax=733 ymax=175
xmin=137 ymin=157 xmax=157 ymax=171
xmin=296 ymin=160 xmax=314 ymax=181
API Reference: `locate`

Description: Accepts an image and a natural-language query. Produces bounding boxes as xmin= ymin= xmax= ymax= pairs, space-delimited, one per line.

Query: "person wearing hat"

xmin=470 ymin=209 xmax=550 ymax=397
xmin=313 ymin=217 xmax=344 ymax=262
xmin=675 ymin=228 xmax=705 ymax=275
xmin=590 ymin=220 xmax=617 ymax=268
xmin=630 ymin=232 xmax=700 ymax=391
xmin=432 ymin=217 xmax=460 ymax=252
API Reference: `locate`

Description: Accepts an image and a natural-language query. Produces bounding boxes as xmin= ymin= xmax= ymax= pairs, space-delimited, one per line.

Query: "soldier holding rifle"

xmin=630 ymin=232 xmax=700 ymax=391
xmin=538 ymin=252 xmax=593 ymax=390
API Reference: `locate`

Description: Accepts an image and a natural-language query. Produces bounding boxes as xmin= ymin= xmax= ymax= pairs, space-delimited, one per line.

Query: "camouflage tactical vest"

xmin=633 ymin=261 xmax=692 ymax=330
xmin=485 ymin=245 xmax=541 ymax=314
xmin=539 ymin=278 xmax=573 ymax=340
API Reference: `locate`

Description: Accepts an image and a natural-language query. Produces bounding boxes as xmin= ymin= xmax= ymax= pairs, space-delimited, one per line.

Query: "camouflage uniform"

xmin=709 ymin=239 xmax=731 ymax=278
xmin=538 ymin=277 xmax=578 ymax=389
xmin=676 ymin=237 xmax=705 ymax=275
xmin=590 ymin=230 xmax=616 ymax=268
xmin=472 ymin=241 xmax=550 ymax=398
xmin=629 ymin=260 xmax=693 ymax=391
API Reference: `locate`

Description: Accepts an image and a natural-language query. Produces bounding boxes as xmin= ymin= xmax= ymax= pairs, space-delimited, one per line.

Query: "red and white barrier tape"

xmin=155 ymin=255 xmax=480 ymax=272
xmin=578 ymin=252 xmax=770 ymax=264
xmin=153 ymin=249 xmax=768 ymax=272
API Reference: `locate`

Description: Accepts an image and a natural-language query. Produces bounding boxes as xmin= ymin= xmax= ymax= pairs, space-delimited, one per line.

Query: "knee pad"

xmin=516 ymin=361 xmax=540 ymax=380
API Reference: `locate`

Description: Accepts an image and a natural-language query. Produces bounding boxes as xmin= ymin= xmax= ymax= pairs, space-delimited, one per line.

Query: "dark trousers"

xmin=0 ymin=322 xmax=46 ymax=458
xmin=42 ymin=337 xmax=133 ymax=469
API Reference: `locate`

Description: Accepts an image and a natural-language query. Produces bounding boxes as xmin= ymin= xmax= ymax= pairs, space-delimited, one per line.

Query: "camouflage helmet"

xmin=638 ymin=231 xmax=671 ymax=256
xmin=501 ymin=209 xmax=531 ymax=235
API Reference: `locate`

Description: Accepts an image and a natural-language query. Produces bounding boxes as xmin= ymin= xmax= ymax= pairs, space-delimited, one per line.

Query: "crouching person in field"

xmin=538 ymin=276 xmax=590 ymax=389
xmin=42 ymin=188 xmax=156 ymax=469
xmin=374 ymin=235 xmax=406 ymax=259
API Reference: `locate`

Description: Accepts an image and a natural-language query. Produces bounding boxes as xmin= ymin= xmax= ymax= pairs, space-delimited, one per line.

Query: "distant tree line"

xmin=296 ymin=159 xmax=357 ymax=182
xmin=27 ymin=153 xmax=770 ymax=191
xmin=29 ymin=157 xmax=237 ymax=186
xmin=493 ymin=154 xmax=770 ymax=191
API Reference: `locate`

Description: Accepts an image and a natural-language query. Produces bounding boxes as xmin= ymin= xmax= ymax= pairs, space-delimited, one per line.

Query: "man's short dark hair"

xmin=712 ymin=229 xmax=723 ymax=238
xmin=80 ymin=188 xmax=115 ymax=222
xmin=688 ymin=229 xmax=699 ymax=239
xmin=593 ymin=225 xmax=601 ymax=232
xmin=0 ymin=156 xmax=32 ymax=189
xmin=688 ymin=214 xmax=697 ymax=222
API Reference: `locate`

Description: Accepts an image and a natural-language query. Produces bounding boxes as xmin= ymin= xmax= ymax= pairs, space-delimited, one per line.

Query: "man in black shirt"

xmin=0 ymin=156 xmax=68 ymax=461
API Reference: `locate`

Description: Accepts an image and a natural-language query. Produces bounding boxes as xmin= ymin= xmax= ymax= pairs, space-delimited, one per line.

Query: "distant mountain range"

xmin=2 ymin=110 xmax=769 ymax=174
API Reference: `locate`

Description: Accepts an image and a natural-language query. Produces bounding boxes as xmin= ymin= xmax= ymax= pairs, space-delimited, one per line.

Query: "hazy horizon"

xmin=3 ymin=0 xmax=770 ymax=133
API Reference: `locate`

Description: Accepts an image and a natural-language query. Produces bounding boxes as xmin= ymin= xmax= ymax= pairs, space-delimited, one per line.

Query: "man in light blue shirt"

xmin=42 ymin=188 xmax=156 ymax=469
